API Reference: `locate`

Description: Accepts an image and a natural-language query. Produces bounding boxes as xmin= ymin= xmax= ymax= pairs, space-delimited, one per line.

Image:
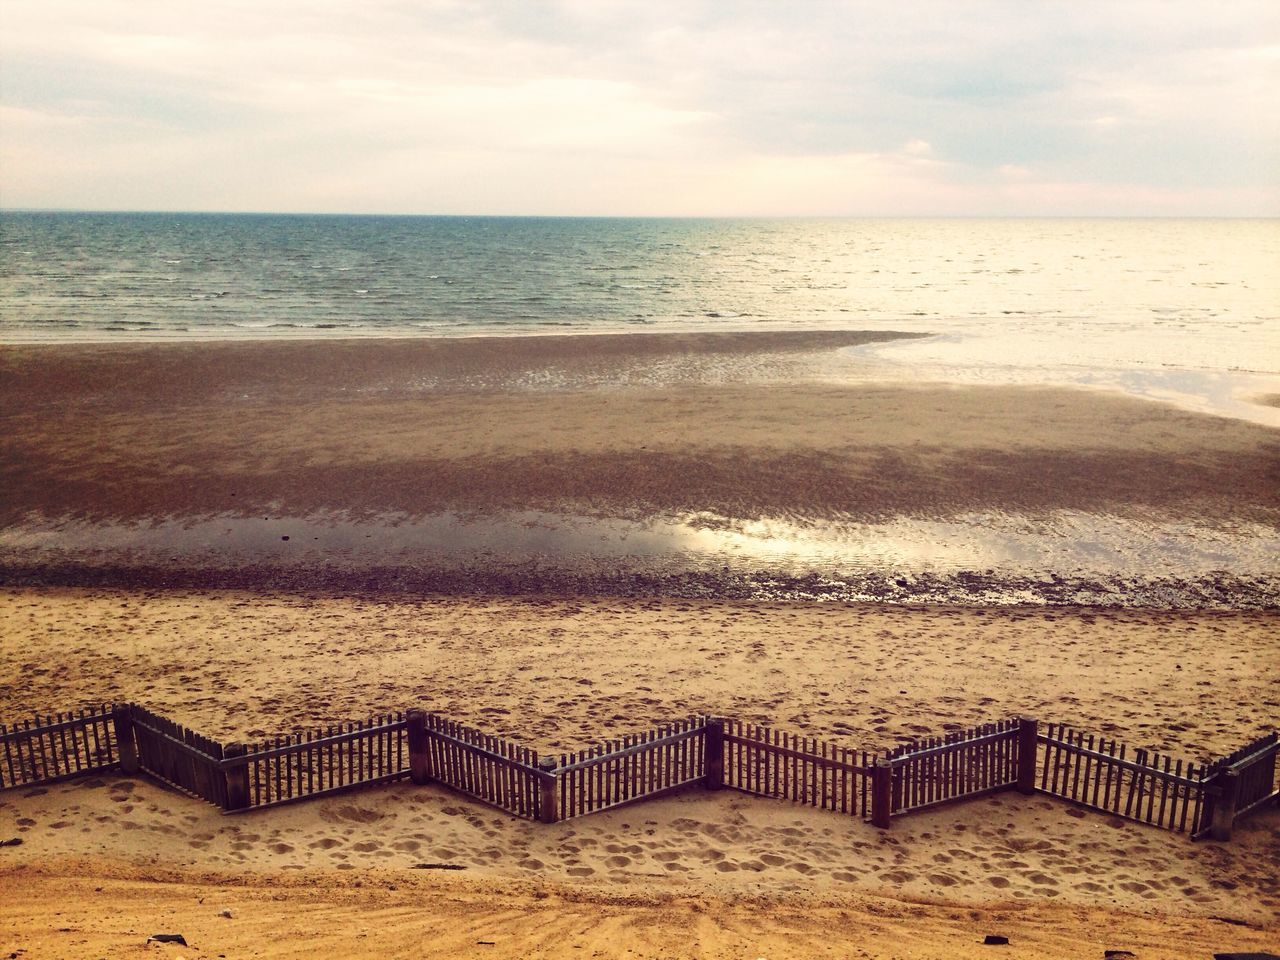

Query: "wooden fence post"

xmin=704 ymin=717 xmax=725 ymax=790
xmin=1209 ymin=768 xmax=1240 ymax=842
xmin=1017 ymin=716 xmax=1039 ymax=795
xmin=871 ymin=758 xmax=893 ymax=829
xmin=406 ymin=709 xmax=430 ymax=786
xmin=538 ymin=757 xmax=559 ymax=824
xmin=223 ymin=743 xmax=250 ymax=811
xmin=111 ymin=704 xmax=139 ymax=775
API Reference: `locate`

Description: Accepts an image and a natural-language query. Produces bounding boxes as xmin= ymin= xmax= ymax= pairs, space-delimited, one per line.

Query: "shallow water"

xmin=5 ymin=509 xmax=1276 ymax=579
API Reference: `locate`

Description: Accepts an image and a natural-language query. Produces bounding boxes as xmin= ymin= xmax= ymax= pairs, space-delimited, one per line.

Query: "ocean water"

xmin=3 ymin=213 xmax=1279 ymax=418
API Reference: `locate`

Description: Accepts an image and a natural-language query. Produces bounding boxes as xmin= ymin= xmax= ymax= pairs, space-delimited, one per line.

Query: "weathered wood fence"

xmin=877 ymin=719 xmax=1023 ymax=825
xmin=127 ymin=704 xmax=229 ymax=808
xmin=551 ymin=716 xmax=706 ymax=822
xmin=226 ymin=712 xmax=409 ymax=811
xmin=1 ymin=704 xmax=1275 ymax=842
xmin=412 ymin=711 xmax=542 ymax=820
xmin=1195 ymin=730 xmax=1279 ymax=840
xmin=0 ymin=704 xmax=117 ymax=788
xmin=1035 ymin=722 xmax=1213 ymax=836
xmin=723 ymin=719 xmax=874 ymax=818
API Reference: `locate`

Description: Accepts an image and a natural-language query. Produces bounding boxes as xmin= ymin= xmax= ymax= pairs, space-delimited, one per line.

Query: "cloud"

xmin=1 ymin=0 xmax=1277 ymax=214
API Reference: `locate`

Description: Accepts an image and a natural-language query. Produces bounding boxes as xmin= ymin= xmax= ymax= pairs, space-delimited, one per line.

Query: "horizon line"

xmin=3 ymin=207 xmax=1277 ymax=221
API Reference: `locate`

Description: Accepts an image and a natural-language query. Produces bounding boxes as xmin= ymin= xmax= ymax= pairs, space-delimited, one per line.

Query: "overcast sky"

xmin=2 ymin=1 xmax=1277 ymax=216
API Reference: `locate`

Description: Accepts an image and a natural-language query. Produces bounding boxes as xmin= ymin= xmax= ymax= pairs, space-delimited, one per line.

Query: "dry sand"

xmin=1 ymin=588 xmax=1277 ymax=958
xmin=2 ymin=589 xmax=1276 ymax=757
xmin=5 ymin=862 xmax=1277 ymax=960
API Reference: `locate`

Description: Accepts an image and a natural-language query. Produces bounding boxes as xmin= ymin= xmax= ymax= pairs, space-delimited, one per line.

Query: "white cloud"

xmin=1 ymin=0 xmax=1277 ymax=214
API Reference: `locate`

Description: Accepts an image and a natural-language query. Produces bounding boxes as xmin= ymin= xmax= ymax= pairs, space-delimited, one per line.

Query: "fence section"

xmin=553 ymin=717 xmax=707 ymax=821
xmin=0 ymin=702 xmax=1274 ymax=842
xmin=0 ymin=705 xmax=117 ymax=789
xmin=723 ymin=719 xmax=873 ymax=817
xmin=1195 ymin=730 xmax=1279 ymax=840
xmin=1037 ymin=723 xmax=1210 ymax=834
xmin=1228 ymin=731 xmax=1279 ymax=819
xmin=885 ymin=719 xmax=1021 ymax=819
xmin=414 ymin=711 xmax=541 ymax=820
xmin=129 ymin=704 xmax=228 ymax=808
xmin=227 ymin=713 xmax=408 ymax=811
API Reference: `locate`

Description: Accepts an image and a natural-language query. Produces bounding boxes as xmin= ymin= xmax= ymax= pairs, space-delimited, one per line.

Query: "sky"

xmin=1 ymin=1 xmax=1278 ymax=216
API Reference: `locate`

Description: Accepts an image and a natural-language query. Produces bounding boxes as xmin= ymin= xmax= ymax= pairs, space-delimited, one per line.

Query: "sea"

xmin=2 ymin=212 xmax=1278 ymax=421
xmin=2 ymin=213 xmax=1278 ymax=604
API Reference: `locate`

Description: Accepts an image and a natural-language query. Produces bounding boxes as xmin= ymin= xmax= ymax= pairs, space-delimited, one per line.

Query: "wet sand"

xmin=3 ymin=333 xmax=1279 ymax=605
xmin=3 ymin=332 xmax=1279 ymax=529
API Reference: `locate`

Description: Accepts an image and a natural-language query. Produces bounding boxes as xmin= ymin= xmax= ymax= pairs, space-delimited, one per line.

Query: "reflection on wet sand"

xmin=3 ymin=509 xmax=1277 ymax=606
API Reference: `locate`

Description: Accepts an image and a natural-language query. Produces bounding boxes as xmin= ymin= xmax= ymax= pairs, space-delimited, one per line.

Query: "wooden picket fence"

xmin=554 ymin=716 xmax=706 ymax=821
xmin=1194 ymin=730 xmax=1279 ymax=839
xmin=882 ymin=719 xmax=1022 ymax=821
xmin=228 ymin=713 xmax=409 ymax=810
xmin=0 ymin=703 xmax=1275 ymax=843
xmin=1036 ymin=722 xmax=1212 ymax=835
xmin=127 ymin=704 xmax=229 ymax=808
xmin=416 ymin=712 xmax=542 ymax=820
xmin=723 ymin=719 xmax=874 ymax=818
xmin=0 ymin=704 xmax=116 ymax=789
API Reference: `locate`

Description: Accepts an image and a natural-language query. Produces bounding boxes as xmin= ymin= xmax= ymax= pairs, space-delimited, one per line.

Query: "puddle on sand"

xmin=3 ymin=509 xmax=1277 ymax=580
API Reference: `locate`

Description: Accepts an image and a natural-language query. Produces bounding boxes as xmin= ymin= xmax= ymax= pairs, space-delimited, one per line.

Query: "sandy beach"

xmin=3 ymin=333 xmax=1279 ymax=606
xmin=3 ymin=333 xmax=1278 ymax=529
xmin=1 ymin=589 xmax=1278 ymax=958
xmin=2 ymin=332 xmax=1278 ymax=957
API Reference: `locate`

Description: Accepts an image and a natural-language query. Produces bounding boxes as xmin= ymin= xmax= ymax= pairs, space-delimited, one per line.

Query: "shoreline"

xmin=3 ymin=562 xmax=1277 ymax=608
xmin=1 ymin=320 xmax=928 ymax=345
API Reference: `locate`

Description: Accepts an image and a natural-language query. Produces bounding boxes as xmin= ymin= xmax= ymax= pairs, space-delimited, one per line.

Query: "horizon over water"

xmin=2 ymin=211 xmax=1279 ymax=425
